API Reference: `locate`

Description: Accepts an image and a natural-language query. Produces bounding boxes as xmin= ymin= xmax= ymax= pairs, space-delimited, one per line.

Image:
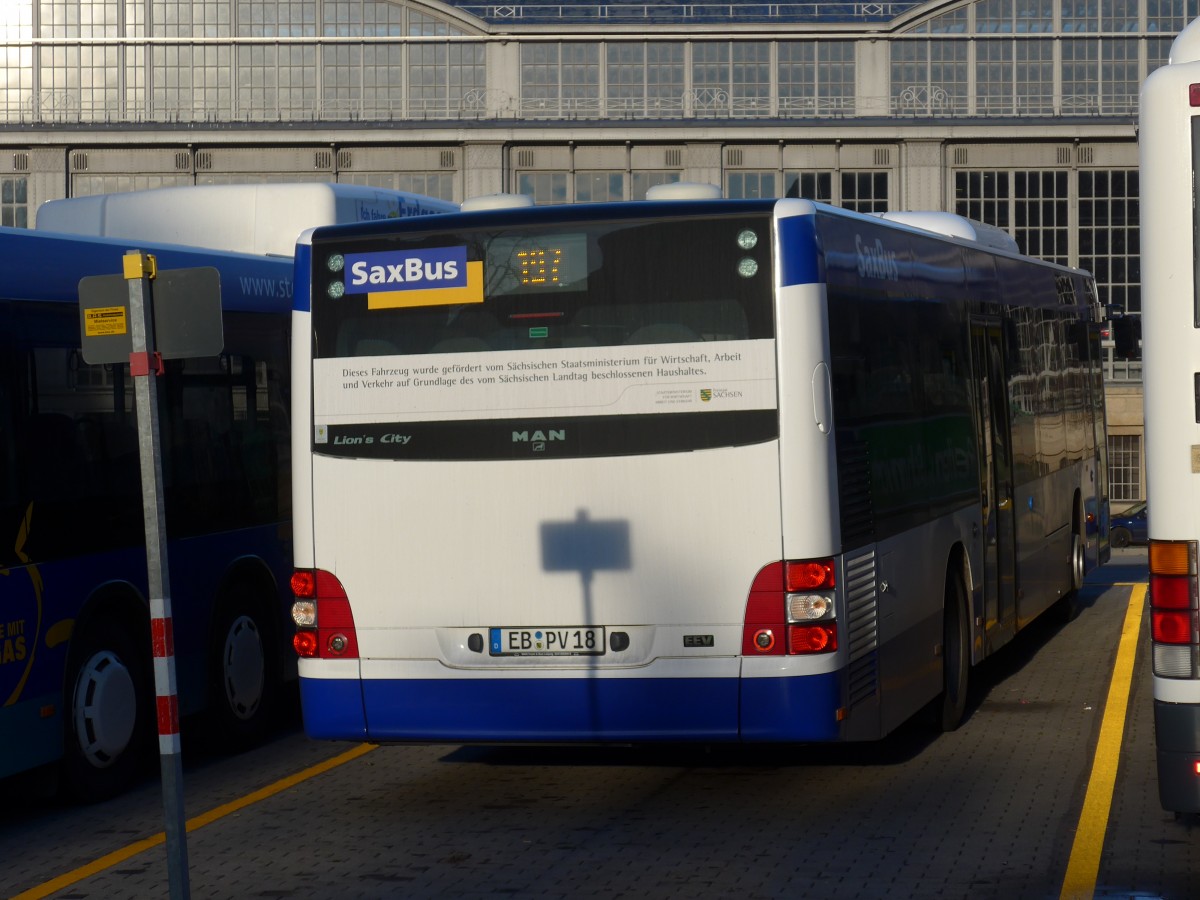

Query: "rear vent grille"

xmin=874 ymin=148 xmax=891 ymax=166
xmin=12 ymin=152 xmax=29 ymax=172
xmin=837 ymin=436 xmax=874 ymax=548
xmin=314 ymin=150 xmax=333 ymax=170
xmin=664 ymin=148 xmax=682 ymax=167
xmin=70 ymin=152 xmax=88 ymax=172
xmin=953 ymin=147 xmax=969 ymax=166
xmin=174 ymin=151 xmax=191 ymax=171
xmin=1056 ymin=146 xmax=1072 ymax=165
xmin=516 ymin=149 xmax=535 ymax=168
xmin=196 ymin=151 xmax=213 ymax=170
xmin=844 ymin=549 xmax=879 ymax=709
xmin=726 ymin=148 xmax=744 ymax=166
xmin=439 ymin=150 xmax=456 ymax=168
xmin=337 ymin=149 xmax=353 ymax=170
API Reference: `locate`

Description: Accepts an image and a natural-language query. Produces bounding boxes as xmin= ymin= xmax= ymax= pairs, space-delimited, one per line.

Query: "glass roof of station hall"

xmin=443 ymin=1 xmax=926 ymax=26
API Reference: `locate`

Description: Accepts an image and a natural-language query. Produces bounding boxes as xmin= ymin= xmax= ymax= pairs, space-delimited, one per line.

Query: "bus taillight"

xmin=1149 ymin=541 xmax=1200 ymax=677
xmin=291 ymin=568 xmax=360 ymax=660
xmin=790 ymin=624 xmax=837 ymax=654
xmin=743 ymin=560 xmax=838 ymax=656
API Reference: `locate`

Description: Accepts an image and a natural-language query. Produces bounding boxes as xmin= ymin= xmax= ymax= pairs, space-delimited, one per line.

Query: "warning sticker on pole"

xmin=83 ymin=306 xmax=128 ymax=337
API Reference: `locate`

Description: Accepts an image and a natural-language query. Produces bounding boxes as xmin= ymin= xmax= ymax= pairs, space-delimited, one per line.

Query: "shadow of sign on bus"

xmin=540 ymin=509 xmax=632 ymax=585
xmin=539 ymin=509 xmax=631 ymax=732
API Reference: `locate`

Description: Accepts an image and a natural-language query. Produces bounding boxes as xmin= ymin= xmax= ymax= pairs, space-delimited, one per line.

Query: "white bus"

xmin=1138 ymin=17 xmax=1200 ymax=815
xmin=36 ymin=182 xmax=457 ymax=257
xmin=289 ymin=196 xmax=1108 ymax=745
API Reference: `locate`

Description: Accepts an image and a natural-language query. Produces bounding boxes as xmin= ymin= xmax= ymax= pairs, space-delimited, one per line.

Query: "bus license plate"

xmin=489 ymin=626 xmax=606 ymax=656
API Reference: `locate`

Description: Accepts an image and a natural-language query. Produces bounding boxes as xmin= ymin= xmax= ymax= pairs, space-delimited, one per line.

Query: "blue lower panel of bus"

xmin=301 ymin=671 xmax=842 ymax=742
xmin=740 ymin=672 xmax=842 ymax=741
xmin=0 ymin=693 xmax=64 ymax=779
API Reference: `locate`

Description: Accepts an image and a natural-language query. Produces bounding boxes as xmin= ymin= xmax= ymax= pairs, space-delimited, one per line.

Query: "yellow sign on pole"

xmin=82 ymin=305 xmax=128 ymax=338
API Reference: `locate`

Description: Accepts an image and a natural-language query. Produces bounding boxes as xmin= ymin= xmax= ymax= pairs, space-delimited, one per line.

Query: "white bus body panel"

xmin=1142 ymin=36 xmax=1200 ymax=706
xmin=308 ymin=446 xmax=784 ymax=644
xmin=36 ymin=183 xmax=456 ymax=257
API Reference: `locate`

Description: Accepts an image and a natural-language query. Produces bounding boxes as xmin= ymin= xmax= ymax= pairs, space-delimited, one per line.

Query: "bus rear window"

xmin=312 ymin=213 xmax=774 ymax=359
xmin=308 ymin=212 xmax=779 ymax=460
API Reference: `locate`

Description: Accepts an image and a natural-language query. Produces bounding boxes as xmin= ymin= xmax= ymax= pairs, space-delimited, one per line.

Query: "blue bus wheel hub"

xmin=73 ymin=651 xmax=137 ymax=768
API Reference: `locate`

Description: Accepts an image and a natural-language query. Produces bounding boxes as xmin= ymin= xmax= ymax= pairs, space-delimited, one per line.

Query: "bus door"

xmin=971 ymin=321 xmax=1018 ymax=649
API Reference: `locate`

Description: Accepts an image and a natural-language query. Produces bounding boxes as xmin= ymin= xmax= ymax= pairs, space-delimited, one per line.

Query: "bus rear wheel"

xmin=206 ymin=583 xmax=278 ymax=749
xmin=1054 ymin=529 xmax=1086 ymax=624
xmin=931 ymin=570 xmax=970 ymax=733
xmin=62 ymin=620 xmax=151 ymax=802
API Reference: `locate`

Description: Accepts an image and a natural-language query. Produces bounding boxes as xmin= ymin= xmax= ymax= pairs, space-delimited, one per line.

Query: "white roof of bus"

xmin=876 ymin=210 xmax=1020 ymax=253
xmin=1172 ymin=17 xmax=1200 ymax=64
xmin=34 ymin=183 xmax=457 ymax=257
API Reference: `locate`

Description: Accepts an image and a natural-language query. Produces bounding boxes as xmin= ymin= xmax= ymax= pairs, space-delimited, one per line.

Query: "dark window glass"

xmin=0 ymin=301 xmax=289 ymax=565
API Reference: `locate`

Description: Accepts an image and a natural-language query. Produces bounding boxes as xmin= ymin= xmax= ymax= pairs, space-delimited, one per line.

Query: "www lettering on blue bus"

xmin=346 ymin=247 xmax=484 ymax=309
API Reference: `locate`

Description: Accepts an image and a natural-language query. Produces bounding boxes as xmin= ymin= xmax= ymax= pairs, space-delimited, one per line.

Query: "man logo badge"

xmin=513 ymin=429 xmax=566 ymax=452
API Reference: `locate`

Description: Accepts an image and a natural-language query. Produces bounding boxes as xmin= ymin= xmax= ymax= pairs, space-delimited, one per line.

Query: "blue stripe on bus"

xmin=299 ymin=671 xmax=842 ymax=742
xmin=776 ymin=213 xmax=821 ymax=288
xmin=298 ymin=677 xmax=369 ymax=740
xmin=359 ymin=677 xmax=740 ymax=742
xmin=0 ymin=226 xmax=293 ymax=313
xmin=293 ymin=240 xmax=312 ymax=313
xmin=740 ymin=671 xmax=842 ymax=741
xmin=0 ymin=693 xmax=63 ymax=779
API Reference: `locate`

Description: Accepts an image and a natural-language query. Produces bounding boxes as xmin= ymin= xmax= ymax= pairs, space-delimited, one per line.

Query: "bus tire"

xmin=62 ymin=619 xmax=151 ymax=802
xmin=206 ymin=583 xmax=277 ymax=749
xmin=1070 ymin=529 xmax=1085 ymax=592
xmin=932 ymin=570 xmax=970 ymax=733
xmin=1054 ymin=529 xmax=1086 ymax=624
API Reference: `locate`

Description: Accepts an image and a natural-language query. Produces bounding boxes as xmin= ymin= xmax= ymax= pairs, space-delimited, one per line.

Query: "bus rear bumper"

xmin=1154 ymin=699 xmax=1200 ymax=814
xmin=739 ymin=671 xmax=842 ymax=741
xmin=298 ymin=670 xmax=842 ymax=743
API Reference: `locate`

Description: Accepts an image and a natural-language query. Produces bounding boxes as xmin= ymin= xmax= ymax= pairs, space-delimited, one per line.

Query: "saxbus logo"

xmin=855 ymin=233 xmax=901 ymax=281
xmin=345 ymin=245 xmax=484 ymax=309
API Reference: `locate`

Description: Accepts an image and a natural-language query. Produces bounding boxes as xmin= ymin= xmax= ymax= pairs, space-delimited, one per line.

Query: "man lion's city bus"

xmin=290 ymin=191 xmax=1109 ymax=745
xmin=1139 ymin=16 xmax=1200 ymax=815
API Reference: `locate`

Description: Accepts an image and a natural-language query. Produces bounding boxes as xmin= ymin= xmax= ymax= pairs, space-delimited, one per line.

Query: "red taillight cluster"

xmin=1149 ymin=541 xmax=1200 ymax=678
xmin=291 ymin=568 xmax=360 ymax=659
xmin=742 ymin=559 xmax=838 ymax=656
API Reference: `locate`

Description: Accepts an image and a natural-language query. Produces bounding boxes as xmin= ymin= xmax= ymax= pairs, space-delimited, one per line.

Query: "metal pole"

xmin=124 ymin=250 xmax=191 ymax=900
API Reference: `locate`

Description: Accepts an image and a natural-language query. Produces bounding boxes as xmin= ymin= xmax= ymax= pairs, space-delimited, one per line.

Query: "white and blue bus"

xmin=1139 ymin=17 xmax=1200 ymax=815
xmin=290 ymin=193 xmax=1109 ymax=744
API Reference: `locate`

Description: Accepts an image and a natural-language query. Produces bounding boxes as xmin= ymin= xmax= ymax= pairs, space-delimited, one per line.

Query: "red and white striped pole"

xmin=125 ymin=250 xmax=191 ymax=900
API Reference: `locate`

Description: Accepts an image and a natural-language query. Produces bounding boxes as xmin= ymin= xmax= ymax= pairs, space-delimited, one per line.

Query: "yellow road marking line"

xmin=12 ymin=742 xmax=377 ymax=900
xmin=1060 ymin=583 xmax=1146 ymax=900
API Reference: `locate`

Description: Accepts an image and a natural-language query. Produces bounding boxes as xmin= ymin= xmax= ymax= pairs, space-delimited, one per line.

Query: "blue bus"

xmin=290 ymin=191 xmax=1109 ymax=745
xmin=0 ymin=225 xmax=294 ymax=800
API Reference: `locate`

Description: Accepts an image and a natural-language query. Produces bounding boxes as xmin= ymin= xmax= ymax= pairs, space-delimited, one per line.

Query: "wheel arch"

xmin=945 ymin=541 xmax=977 ymax=666
xmin=68 ymin=579 xmax=151 ymax=668
xmin=208 ymin=554 xmax=290 ymax=683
